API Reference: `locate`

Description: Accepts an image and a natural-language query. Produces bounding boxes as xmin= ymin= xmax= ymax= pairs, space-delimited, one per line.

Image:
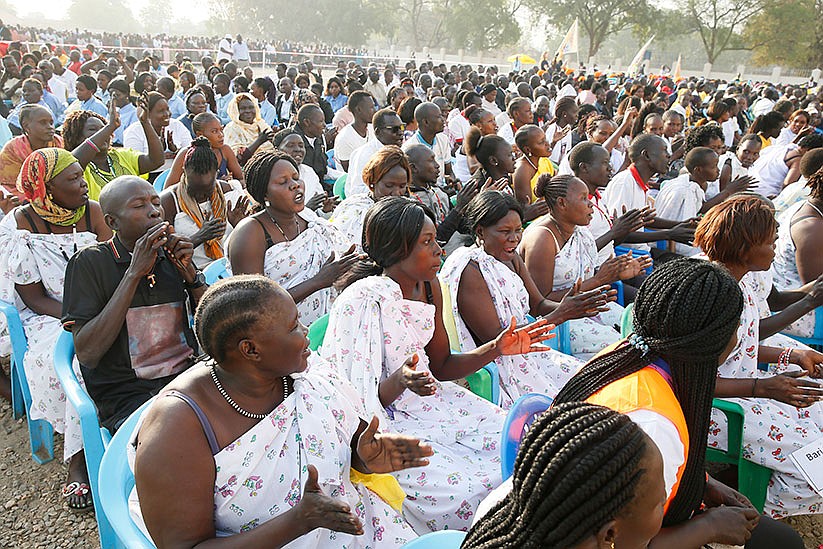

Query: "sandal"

xmin=61 ymin=481 xmax=94 ymax=512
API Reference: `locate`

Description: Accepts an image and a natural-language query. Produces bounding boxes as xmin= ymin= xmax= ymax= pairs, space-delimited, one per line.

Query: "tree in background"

xmin=680 ymin=0 xmax=764 ymax=64
xmin=68 ymin=0 xmax=139 ymax=33
xmin=445 ymin=0 xmax=521 ymax=51
xmin=525 ymin=0 xmax=652 ymax=58
xmin=743 ymin=0 xmax=815 ymax=68
xmin=139 ymin=0 xmax=174 ymax=34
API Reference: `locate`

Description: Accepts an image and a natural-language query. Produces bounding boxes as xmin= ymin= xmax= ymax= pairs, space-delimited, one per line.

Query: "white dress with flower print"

xmin=0 ymin=212 xmax=98 ymax=461
xmin=129 ymin=363 xmax=417 ymax=547
xmin=709 ymin=274 xmax=823 ymax=518
xmin=439 ymin=245 xmax=582 ymax=408
xmin=320 ymin=276 xmax=506 ymax=533
xmin=522 ymin=225 xmax=623 ymax=360
xmin=229 ymin=209 xmax=352 ymax=325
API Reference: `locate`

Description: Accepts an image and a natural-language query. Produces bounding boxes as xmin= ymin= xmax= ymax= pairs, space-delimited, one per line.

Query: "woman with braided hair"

xmin=519 ymin=175 xmax=648 ymax=359
xmin=62 ymin=95 xmax=164 ymax=200
xmin=159 ymin=137 xmax=249 ymax=268
xmin=227 ymin=149 xmax=357 ymax=324
xmin=463 ymin=402 xmax=666 ymax=548
xmin=165 ymin=112 xmax=244 ymax=188
xmin=697 ymin=196 xmax=823 ymax=518
xmin=552 ymin=258 xmax=804 ymax=547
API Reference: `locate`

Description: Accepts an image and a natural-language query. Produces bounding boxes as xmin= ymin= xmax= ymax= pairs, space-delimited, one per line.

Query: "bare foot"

xmin=63 ymin=451 xmax=93 ymax=511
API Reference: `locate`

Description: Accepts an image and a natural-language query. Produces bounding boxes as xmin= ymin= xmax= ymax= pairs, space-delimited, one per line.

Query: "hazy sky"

xmin=15 ymin=0 xmax=210 ymax=24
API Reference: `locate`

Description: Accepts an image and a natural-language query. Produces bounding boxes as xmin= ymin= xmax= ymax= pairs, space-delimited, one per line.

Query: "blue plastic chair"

xmin=402 ymin=530 xmax=467 ymax=548
xmin=53 ymin=330 xmax=116 ymax=548
xmin=203 ymin=257 xmax=230 ymax=285
xmin=307 ymin=313 xmax=330 ymax=352
xmin=98 ymin=400 xmax=156 ymax=549
xmin=781 ymin=306 xmax=823 ymax=350
xmin=0 ymin=300 xmax=54 ymax=464
xmin=152 ymin=169 xmax=171 ymax=193
xmin=524 ymin=314 xmax=567 ymax=353
xmin=500 ymin=393 xmax=553 ymax=479
xmin=612 ymin=280 xmax=625 ymax=306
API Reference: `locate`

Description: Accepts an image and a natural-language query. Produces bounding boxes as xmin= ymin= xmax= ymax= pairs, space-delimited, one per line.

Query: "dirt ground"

xmin=0 ymin=395 xmax=820 ymax=548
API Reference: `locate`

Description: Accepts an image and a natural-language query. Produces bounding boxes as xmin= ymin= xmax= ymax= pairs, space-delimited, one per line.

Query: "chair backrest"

xmin=307 ymin=313 xmax=330 ymax=352
xmin=333 ymin=174 xmax=347 ymax=200
xmin=203 ymin=257 xmax=230 ymax=285
xmin=401 ymin=530 xmax=467 ymax=548
xmin=152 ymin=169 xmax=171 ymax=193
xmin=0 ymin=300 xmax=29 ymax=419
xmin=53 ymin=330 xmax=117 ymax=547
xmin=98 ymin=400 xmax=156 ymax=549
xmin=500 ymin=393 xmax=553 ymax=480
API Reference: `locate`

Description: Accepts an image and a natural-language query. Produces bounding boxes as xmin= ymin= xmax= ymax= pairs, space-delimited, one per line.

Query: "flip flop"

xmin=61 ymin=481 xmax=94 ymax=512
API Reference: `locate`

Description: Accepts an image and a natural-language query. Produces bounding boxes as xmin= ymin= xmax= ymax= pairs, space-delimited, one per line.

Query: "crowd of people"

xmin=1 ymin=28 xmax=823 ymax=548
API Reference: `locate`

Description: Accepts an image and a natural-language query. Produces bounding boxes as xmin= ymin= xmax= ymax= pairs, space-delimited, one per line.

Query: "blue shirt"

xmin=259 ymin=99 xmax=279 ymax=129
xmin=98 ymin=90 xmax=110 ymax=106
xmin=167 ymin=94 xmax=187 ymax=119
xmin=114 ymin=102 xmax=137 ymax=145
xmin=215 ymin=92 xmax=235 ymax=126
xmin=0 ymin=115 xmax=12 ymax=148
xmin=324 ymin=94 xmax=348 ymax=113
xmin=42 ymin=91 xmax=66 ymax=125
xmin=68 ymin=97 xmax=108 ymax=118
xmin=7 ymin=99 xmax=57 ymax=130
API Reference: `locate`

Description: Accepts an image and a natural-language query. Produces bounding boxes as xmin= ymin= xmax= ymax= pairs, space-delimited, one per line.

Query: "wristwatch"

xmin=185 ymin=270 xmax=206 ymax=289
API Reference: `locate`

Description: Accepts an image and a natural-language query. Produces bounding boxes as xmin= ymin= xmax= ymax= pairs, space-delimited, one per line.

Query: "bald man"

xmin=402 ymin=101 xmax=455 ymax=187
xmin=62 ymin=176 xmax=206 ymax=432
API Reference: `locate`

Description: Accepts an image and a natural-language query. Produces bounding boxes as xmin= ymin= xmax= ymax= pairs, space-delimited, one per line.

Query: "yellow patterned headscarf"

xmin=16 ymin=148 xmax=86 ymax=226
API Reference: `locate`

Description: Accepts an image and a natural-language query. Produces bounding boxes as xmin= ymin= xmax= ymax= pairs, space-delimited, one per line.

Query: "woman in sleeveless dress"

xmin=227 ymin=150 xmax=357 ymax=325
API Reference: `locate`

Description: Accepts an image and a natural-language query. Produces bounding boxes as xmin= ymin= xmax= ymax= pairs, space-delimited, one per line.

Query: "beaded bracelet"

xmin=777 ymin=347 xmax=793 ymax=371
xmin=84 ymin=138 xmax=100 ymax=153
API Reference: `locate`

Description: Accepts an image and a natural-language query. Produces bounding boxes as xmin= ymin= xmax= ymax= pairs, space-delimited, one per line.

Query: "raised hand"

xmin=166 ymin=130 xmax=178 ymax=153
xmin=758 ymin=371 xmax=823 ymax=407
xmin=725 ymin=175 xmax=757 ymax=196
xmin=668 ymin=220 xmax=696 ymax=245
xmin=594 ymin=255 xmax=628 ymax=285
xmin=356 ymin=416 xmax=433 ymax=473
xmin=494 ymin=316 xmax=557 ymax=355
xmin=316 ymin=244 xmax=360 ymax=288
xmin=128 ymin=222 xmax=168 ymax=279
xmin=620 ymin=255 xmax=652 ymax=279
xmin=454 ymin=179 xmax=479 ymax=212
xmin=107 ymin=97 xmax=121 ymax=130
xmin=227 ymin=195 xmax=250 ymax=227
xmin=0 ymin=194 xmax=20 ymax=214
xmin=163 ymin=229 xmax=195 ymax=276
xmin=294 ymin=465 xmax=363 ymax=536
xmin=396 ymin=353 xmax=437 ymax=396
xmin=611 ymin=205 xmax=655 ymax=241
xmin=305 ymin=192 xmax=327 ymax=212
xmin=791 ymin=348 xmax=823 ymax=378
xmin=191 ymin=218 xmax=227 ymax=246
xmin=481 ymin=177 xmax=511 ymax=193
xmin=137 ymin=91 xmax=150 ymax=123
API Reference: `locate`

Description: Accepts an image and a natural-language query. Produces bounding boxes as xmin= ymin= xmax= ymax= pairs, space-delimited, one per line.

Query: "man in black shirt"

xmin=62 ymin=176 xmax=207 ymax=432
xmin=293 ymin=103 xmax=329 ymax=183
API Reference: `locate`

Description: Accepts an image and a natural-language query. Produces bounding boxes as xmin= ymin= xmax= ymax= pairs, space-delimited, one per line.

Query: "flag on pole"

xmin=628 ymin=35 xmax=655 ymax=75
xmin=555 ymin=19 xmax=579 ymax=58
xmin=672 ymin=54 xmax=682 ymax=81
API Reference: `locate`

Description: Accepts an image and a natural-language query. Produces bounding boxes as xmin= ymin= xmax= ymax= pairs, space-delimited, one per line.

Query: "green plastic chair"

xmin=707 ymin=398 xmax=772 ymax=513
xmin=307 ymin=314 xmax=330 ymax=351
xmin=620 ymin=302 xmax=634 ymax=337
xmin=333 ymin=174 xmax=347 ymax=200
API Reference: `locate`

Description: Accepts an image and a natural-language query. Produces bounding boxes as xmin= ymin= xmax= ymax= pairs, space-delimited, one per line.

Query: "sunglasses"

xmin=382 ymin=124 xmax=406 ymax=133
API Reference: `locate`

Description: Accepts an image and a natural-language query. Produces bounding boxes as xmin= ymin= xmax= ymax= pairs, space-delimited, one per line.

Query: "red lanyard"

xmin=629 ymin=164 xmax=649 ymax=193
xmin=589 ymin=191 xmax=612 ymax=228
xmin=412 ymin=189 xmax=446 ymax=222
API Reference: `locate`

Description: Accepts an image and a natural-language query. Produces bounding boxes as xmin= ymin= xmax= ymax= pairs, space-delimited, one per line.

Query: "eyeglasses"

xmin=381 ymin=124 xmax=406 ymax=133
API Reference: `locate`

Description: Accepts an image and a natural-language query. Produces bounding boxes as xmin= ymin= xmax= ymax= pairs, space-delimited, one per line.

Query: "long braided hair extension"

xmin=552 ymin=258 xmax=743 ymax=527
xmin=462 ymin=402 xmax=650 ymax=548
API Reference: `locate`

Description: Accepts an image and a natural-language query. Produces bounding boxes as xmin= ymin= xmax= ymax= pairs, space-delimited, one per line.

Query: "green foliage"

xmin=743 ymin=0 xmax=819 ymax=68
xmin=444 ymin=0 xmax=521 ymax=50
xmin=680 ymin=0 xmax=764 ymax=64
xmin=139 ymin=0 xmax=174 ymax=34
xmin=525 ymin=0 xmax=653 ymax=58
xmin=68 ymin=0 xmax=139 ymax=32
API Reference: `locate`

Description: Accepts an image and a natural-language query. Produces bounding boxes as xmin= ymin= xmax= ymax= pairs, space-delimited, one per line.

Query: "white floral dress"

xmin=320 ymin=276 xmax=505 ymax=533
xmin=438 ymin=246 xmax=582 ymax=407
xmin=521 ymin=224 xmax=623 ymax=360
xmin=330 ymin=193 xmax=375 ymax=252
xmin=228 ymin=209 xmax=351 ymax=325
xmin=0 ymin=212 xmax=97 ymax=461
xmin=709 ymin=275 xmax=823 ymax=518
xmin=129 ymin=362 xmax=416 ymax=547
xmin=771 ymin=201 xmax=817 ymax=338
xmin=746 ymin=269 xmax=812 ymax=352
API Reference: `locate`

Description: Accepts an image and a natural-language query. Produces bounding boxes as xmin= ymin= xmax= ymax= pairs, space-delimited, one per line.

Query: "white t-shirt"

xmin=589 ymin=191 xmax=614 ymax=265
xmin=655 ymin=174 xmax=704 ymax=256
xmin=448 ymin=114 xmax=471 ymax=144
xmin=335 ymin=124 xmax=374 ymax=163
xmin=721 ymin=118 xmax=739 ymax=149
xmin=217 ymin=38 xmax=233 ymax=62
xmin=472 ymin=408 xmax=684 ymax=527
xmin=602 ymin=168 xmax=654 ymax=252
xmin=123 ymin=118 xmax=191 ymax=172
xmin=402 ymin=131 xmax=452 ymax=186
xmin=232 ymin=41 xmax=250 ymax=61
xmin=497 ymin=121 xmax=516 ymax=145
xmin=346 ymin=139 xmax=383 ymax=197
